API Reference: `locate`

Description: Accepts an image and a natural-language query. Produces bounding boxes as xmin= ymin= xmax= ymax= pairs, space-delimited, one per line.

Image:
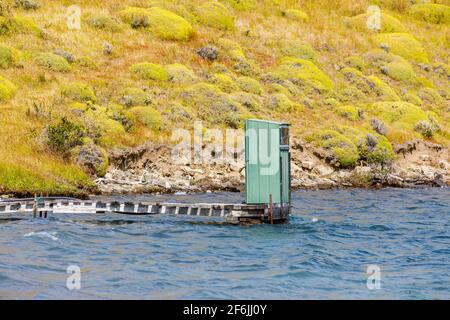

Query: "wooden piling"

xmin=269 ymin=194 xmax=273 ymax=224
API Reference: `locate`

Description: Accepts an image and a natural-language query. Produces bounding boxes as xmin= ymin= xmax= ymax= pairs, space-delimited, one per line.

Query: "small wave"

xmin=24 ymin=231 xmax=58 ymax=241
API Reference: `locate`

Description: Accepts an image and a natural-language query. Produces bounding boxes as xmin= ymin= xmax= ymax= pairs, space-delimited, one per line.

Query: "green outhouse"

xmin=244 ymin=119 xmax=291 ymax=211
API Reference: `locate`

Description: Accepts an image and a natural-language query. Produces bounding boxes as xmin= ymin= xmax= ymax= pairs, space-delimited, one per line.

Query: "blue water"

xmin=0 ymin=188 xmax=449 ymax=299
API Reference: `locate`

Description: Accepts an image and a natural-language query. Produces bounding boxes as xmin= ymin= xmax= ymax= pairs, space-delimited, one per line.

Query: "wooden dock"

xmin=0 ymin=198 xmax=288 ymax=224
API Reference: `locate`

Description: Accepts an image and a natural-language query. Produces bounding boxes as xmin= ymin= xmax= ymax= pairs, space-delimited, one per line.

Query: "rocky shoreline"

xmin=95 ymin=139 xmax=449 ymax=194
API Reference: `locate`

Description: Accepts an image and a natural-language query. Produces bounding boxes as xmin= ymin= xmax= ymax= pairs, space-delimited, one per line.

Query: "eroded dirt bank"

xmin=95 ymin=139 xmax=449 ymax=194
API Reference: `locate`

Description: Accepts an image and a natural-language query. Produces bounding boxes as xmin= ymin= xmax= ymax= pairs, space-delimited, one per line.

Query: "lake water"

xmin=0 ymin=188 xmax=449 ymax=299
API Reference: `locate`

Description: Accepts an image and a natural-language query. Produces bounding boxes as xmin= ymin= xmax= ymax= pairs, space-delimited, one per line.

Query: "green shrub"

xmin=130 ymin=62 xmax=168 ymax=81
xmin=61 ymin=82 xmax=96 ymax=103
xmin=359 ymin=133 xmax=394 ymax=165
xmin=208 ymin=73 xmax=239 ymax=93
xmin=269 ymin=93 xmax=302 ymax=112
xmin=0 ymin=75 xmax=17 ymax=102
xmin=280 ymin=40 xmax=316 ymax=61
xmin=220 ymin=0 xmax=255 ymax=11
xmin=46 ymin=117 xmax=86 ymax=154
xmin=274 ymin=57 xmax=333 ymax=93
xmin=0 ymin=44 xmax=22 ymax=68
xmin=166 ymin=63 xmax=197 ymax=84
xmin=129 ymin=106 xmax=162 ymax=130
xmin=236 ymin=76 xmax=263 ymax=95
xmin=381 ymin=60 xmax=415 ymax=82
xmin=344 ymin=12 xmax=408 ymax=32
xmin=402 ymin=92 xmax=422 ymax=106
xmin=414 ymin=120 xmax=438 ymax=138
xmin=373 ymin=33 xmax=429 ymax=63
xmin=86 ymin=14 xmax=123 ymax=32
xmin=313 ymin=130 xmax=359 ymax=168
xmin=83 ymin=107 xmax=127 ymax=147
xmin=282 ymin=9 xmax=309 ymax=23
xmin=75 ymin=56 xmax=98 ymax=69
xmin=13 ymin=15 xmax=41 ymax=36
xmin=118 ymin=87 xmax=152 ymax=107
xmin=14 ymin=0 xmax=41 ymax=10
xmin=71 ymin=143 xmax=109 ymax=177
xmin=35 ymin=53 xmax=71 ymax=72
xmin=367 ymin=75 xmax=400 ymax=100
xmin=217 ymin=38 xmax=245 ymax=61
xmin=340 ymin=67 xmax=372 ymax=93
xmin=119 ymin=7 xmax=194 ymax=41
xmin=336 ymin=105 xmax=360 ymax=121
xmin=417 ymin=87 xmax=444 ymax=105
xmin=409 ymin=4 xmax=450 ymax=24
xmin=108 ymin=103 xmax=135 ymax=131
xmin=344 ymin=56 xmax=367 ymax=71
xmin=196 ymin=1 xmax=234 ymax=30
xmin=230 ymin=92 xmax=260 ymax=112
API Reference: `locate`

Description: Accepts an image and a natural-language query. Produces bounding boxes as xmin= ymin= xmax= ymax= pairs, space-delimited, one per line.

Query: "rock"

xmin=300 ymin=160 xmax=314 ymax=170
xmin=312 ymin=165 xmax=334 ymax=176
xmin=196 ymin=45 xmax=218 ymax=61
xmin=54 ymin=49 xmax=74 ymax=63
xmin=103 ymin=42 xmax=113 ymax=55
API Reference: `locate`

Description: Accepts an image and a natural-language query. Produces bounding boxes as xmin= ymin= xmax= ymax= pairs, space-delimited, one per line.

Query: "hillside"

xmin=0 ymin=0 xmax=449 ymax=196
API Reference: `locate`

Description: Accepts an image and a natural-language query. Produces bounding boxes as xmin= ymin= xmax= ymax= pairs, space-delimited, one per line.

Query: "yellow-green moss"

xmin=373 ymin=33 xmax=429 ymax=63
xmin=402 ymin=92 xmax=422 ymax=106
xmin=312 ymin=130 xmax=359 ymax=168
xmin=196 ymin=1 xmax=234 ymax=30
xmin=128 ymin=106 xmax=162 ymax=131
xmin=220 ymin=0 xmax=256 ymax=11
xmin=340 ymin=67 xmax=372 ymax=93
xmin=208 ymin=73 xmax=239 ymax=93
xmin=35 ymin=53 xmax=71 ymax=72
xmin=282 ymin=9 xmax=309 ymax=23
xmin=12 ymin=15 xmax=41 ymax=36
xmin=61 ymin=82 xmax=96 ymax=103
xmin=367 ymin=75 xmax=400 ymax=100
xmin=409 ymin=4 xmax=450 ymax=24
xmin=180 ymin=82 xmax=242 ymax=126
xmin=345 ymin=12 xmax=408 ymax=33
xmin=382 ymin=60 xmax=415 ymax=82
xmin=0 ymin=75 xmax=17 ymax=102
xmin=269 ymin=93 xmax=302 ymax=112
xmin=367 ymin=101 xmax=433 ymax=132
xmin=119 ymin=7 xmax=194 ymax=41
xmin=336 ymin=105 xmax=360 ymax=121
xmin=118 ymin=87 xmax=152 ymax=107
xmin=276 ymin=57 xmax=333 ymax=93
xmin=217 ymin=38 xmax=245 ymax=61
xmin=130 ymin=62 xmax=168 ymax=81
xmin=344 ymin=56 xmax=367 ymax=71
xmin=280 ymin=40 xmax=316 ymax=62
xmin=166 ymin=63 xmax=197 ymax=85
xmin=236 ymin=76 xmax=263 ymax=95
xmin=86 ymin=14 xmax=124 ymax=32
xmin=0 ymin=44 xmax=22 ymax=68
xmin=230 ymin=91 xmax=260 ymax=112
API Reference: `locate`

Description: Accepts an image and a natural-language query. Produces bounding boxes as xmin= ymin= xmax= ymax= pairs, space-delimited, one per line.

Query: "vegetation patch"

xmin=0 ymin=44 xmax=22 ymax=68
xmin=119 ymin=7 xmax=194 ymax=41
xmin=236 ymin=76 xmax=263 ymax=95
xmin=367 ymin=75 xmax=399 ymax=100
xmin=129 ymin=106 xmax=162 ymax=131
xmin=208 ymin=73 xmax=239 ymax=93
xmin=269 ymin=93 xmax=302 ymax=112
xmin=274 ymin=57 xmax=333 ymax=93
xmin=282 ymin=9 xmax=309 ymax=23
xmin=195 ymin=1 xmax=234 ymax=30
xmin=46 ymin=117 xmax=86 ymax=155
xmin=220 ymin=0 xmax=255 ymax=11
xmin=166 ymin=63 xmax=197 ymax=85
xmin=344 ymin=56 xmax=367 ymax=71
xmin=280 ymin=40 xmax=316 ymax=62
xmin=373 ymin=33 xmax=429 ymax=63
xmin=35 ymin=53 xmax=71 ymax=72
xmin=117 ymin=87 xmax=152 ymax=107
xmin=0 ymin=75 xmax=17 ymax=102
xmin=409 ymin=4 xmax=450 ymax=24
xmin=61 ymin=82 xmax=96 ymax=103
xmin=345 ymin=12 xmax=408 ymax=33
xmin=86 ymin=14 xmax=124 ymax=32
xmin=336 ymin=105 xmax=360 ymax=121
xmin=130 ymin=62 xmax=168 ymax=81
xmin=311 ymin=130 xmax=359 ymax=168
xmin=381 ymin=60 xmax=415 ymax=82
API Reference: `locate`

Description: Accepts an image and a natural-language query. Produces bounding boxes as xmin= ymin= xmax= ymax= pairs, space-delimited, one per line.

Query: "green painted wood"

xmin=245 ymin=119 xmax=290 ymax=205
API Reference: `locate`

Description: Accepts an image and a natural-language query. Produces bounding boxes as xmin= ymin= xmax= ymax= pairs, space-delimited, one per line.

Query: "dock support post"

xmin=269 ymin=194 xmax=273 ymax=224
xmin=33 ymin=193 xmax=37 ymax=218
